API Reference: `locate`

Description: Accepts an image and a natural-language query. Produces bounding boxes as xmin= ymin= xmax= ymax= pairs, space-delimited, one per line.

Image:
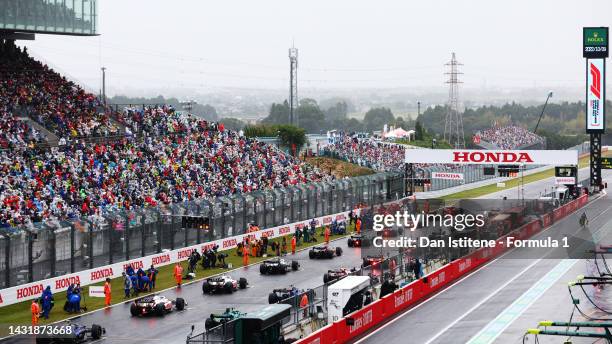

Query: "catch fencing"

xmin=0 ymin=172 xmax=404 ymax=290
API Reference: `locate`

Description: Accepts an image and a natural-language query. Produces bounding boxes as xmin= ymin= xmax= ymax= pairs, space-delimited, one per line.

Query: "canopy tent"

xmin=383 ymin=128 xmax=414 ymax=140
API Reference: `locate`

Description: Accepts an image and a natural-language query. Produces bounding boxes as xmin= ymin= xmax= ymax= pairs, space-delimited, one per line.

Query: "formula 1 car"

xmin=323 ymin=267 xmax=357 ymax=284
xmin=259 ymin=257 xmax=299 ymax=275
xmin=35 ymin=322 xmax=105 ymax=344
xmin=347 ymin=234 xmax=364 ymax=247
xmin=308 ymin=245 xmax=343 ymax=259
xmin=268 ymin=286 xmax=301 ymax=304
xmin=130 ymin=294 xmax=185 ymax=317
xmin=202 ymin=275 xmax=248 ymax=294
xmin=362 ymin=255 xmax=384 ymax=267
xmin=205 ymin=308 xmax=246 ymax=331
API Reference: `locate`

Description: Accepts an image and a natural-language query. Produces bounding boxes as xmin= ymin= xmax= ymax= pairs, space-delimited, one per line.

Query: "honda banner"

xmin=405 ymin=149 xmax=578 ymax=165
xmin=432 ymin=172 xmax=464 ymax=180
xmin=586 ymin=59 xmax=606 ymax=133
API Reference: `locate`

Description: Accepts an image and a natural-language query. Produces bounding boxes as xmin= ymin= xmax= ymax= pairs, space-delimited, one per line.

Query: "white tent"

xmin=383 ymin=128 xmax=415 ymax=140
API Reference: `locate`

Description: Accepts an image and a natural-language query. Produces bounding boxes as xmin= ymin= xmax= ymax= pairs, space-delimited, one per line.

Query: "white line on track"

xmin=422 ymin=258 xmax=542 ymax=344
xmin=355 ymin=192 xmax=608 ymax=344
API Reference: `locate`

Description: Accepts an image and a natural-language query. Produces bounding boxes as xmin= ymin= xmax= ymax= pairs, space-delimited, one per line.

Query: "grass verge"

xmin=0 ymin=225 xmax=353 ymax=333
xmin=441 ymin=155 xmax=590 ymax=201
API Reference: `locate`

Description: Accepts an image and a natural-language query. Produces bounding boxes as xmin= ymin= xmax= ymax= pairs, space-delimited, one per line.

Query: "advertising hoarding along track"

xmin=404 ymin=149 xmax=578 ymax=165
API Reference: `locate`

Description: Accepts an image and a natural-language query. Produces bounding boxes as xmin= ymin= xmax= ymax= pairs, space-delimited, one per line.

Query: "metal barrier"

xmin=0 ymin=172 xmax=404 ymax=289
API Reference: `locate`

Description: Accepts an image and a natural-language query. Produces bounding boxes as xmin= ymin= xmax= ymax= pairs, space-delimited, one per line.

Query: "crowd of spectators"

xmin=323 ymin=134 xmax=462 ymax=176
xmin=0 ymin=109 xmax=332 ymax=227
xmin=0 ymin=43 xmax=46 ymax=149
xmin=0 ymin=40 xmax=119 ymax=139
xmin=323 ymin=135 xmax=405 ymax=172
xmin=0 ymin=42 xmax=333 ymax=228
xmin=476 ymin=125 xmax=544 ymax=150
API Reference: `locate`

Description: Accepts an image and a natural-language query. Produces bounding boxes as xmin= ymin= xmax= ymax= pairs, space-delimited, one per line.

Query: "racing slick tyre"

xmin=260 ymin=264 xmax=267 ymax=274
xmin=309 ymin=250 xmax=315 ymax=259
xmin=238 ymin=277 xmax=247 ymax=289
xmin=205 ymin=318 xmax=217 ymax=331
xmin=202 ymin=281 xmax=212 ymax=294
xmin=91 ymin=324 xmax=103 ymax=340
xmin=291 ymin=261 xmax=299 ymax=271
xmin=323 ymin=273 xmax=330 ymax=284
xmin=336 ymin=247 xmax=343 ymax=256
xmin=175 ymin=297 xmax=185 ymax=311
xmin=268 ymin=292 xmax=278 ymax=304
xmin=155 ymin=303 xmax=165 ymax=316
xmin=130 ymin=303 xmax=139 ymax=317
xmin=224 ymin=282 xmax=233 ymax=294
xmin=348 ymin=238 xmax=354 ymax=247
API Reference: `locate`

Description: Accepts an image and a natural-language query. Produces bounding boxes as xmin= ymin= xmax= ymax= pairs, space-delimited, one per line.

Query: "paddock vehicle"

xmin=202 ymin=275 xmax=248 ymax=294
xmin=259 ymin=257 xmax=299 ymax=275
xmin=323 ymin=267 xmax=357 ymax=284
xmin=362 ymin=255 xmax=384 ymax=267
xmin=35 ymin=322 xmax=105 ymax=344
xmin=130 ymin=294 xmax=185 ymax=317
xmin=268 ymin=286 xmax=301 ymax=304
xmin=309 ymin=245 xmax=343 ymax=259
xmin=205 ymin=308 xmax=246 ymax=331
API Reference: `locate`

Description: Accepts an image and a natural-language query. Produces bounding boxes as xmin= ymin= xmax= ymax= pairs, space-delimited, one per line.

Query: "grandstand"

xmin=0 ymin=43 xmax=333 ymax=229
xmin=475 ymin=125 xmax=546 ymax=150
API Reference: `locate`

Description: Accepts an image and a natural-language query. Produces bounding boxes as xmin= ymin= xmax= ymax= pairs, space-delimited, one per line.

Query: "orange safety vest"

xmin=174 ymin=264 xmax=183 ymax=278
xmin=31 ymin=302 xmax=40 ymax=325
xmin=300 ymin=294 xmax=309 ymax=308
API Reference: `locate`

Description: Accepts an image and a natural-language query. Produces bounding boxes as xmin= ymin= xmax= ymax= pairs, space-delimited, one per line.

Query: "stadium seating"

xmin=0 ymin=41 xmax=332 ymax=227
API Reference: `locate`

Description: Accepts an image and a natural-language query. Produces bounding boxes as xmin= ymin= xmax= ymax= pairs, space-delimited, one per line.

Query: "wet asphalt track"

xmin=5 ymin=171 xmax=611 ymax=344
xmin=2 ymin=237 xmax=364 ymax=344
xmin=355 ymin=172 xmax=612 ymax=344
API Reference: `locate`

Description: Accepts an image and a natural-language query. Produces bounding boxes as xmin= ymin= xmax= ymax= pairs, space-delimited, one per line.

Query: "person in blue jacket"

xmin=148 ymin=265 xmax=159 ymax=290
xmin=130 ymin=274 xmax=139 ymax=294
xmin=125 ymin=265 xmax=135 ymax=276
xmin=40 ymin=286 xmax=54 ymax=319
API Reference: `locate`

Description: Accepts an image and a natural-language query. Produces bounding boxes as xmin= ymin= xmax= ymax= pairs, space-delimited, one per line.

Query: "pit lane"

xmin=354 ymin=170 xmax=612 ymax=344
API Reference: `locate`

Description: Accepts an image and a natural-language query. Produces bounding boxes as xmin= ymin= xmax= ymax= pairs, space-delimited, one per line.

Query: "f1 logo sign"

xmin=591 ymin=62 xmax=601 ymax=99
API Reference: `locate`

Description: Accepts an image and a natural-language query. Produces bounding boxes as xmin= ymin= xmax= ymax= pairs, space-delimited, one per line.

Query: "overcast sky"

xmin=22 ymin=0 xmax=612 ymax=96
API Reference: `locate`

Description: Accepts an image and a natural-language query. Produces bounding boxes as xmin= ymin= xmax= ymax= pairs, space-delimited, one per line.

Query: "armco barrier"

xmin=0 ymin=208 xmax=358 ymax=306
xmin=297 ymin=194 xmax=589 ymax=344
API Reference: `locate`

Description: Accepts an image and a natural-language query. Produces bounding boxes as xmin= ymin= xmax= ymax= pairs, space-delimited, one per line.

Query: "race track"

xmin=4 ymin=170 xmax=609 ymax=344
xmin=355 ymin=171 xmax=612 ymax=344
xmin=1 ymin=237 xmax=364 ymax=344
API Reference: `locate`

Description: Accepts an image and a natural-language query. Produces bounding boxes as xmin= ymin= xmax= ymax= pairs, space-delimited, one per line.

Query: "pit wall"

xmin=0 ymin=209 xmax=358 ymax=306
xmin=297 ymin=194 xmax=589 ymax=344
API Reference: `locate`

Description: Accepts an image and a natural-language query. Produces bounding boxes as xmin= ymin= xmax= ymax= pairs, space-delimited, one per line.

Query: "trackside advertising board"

xmin=586 ymin=58 xmax=606 ymax=133
xmin=432 ymin=172 xmax=464 ymax=180
xmin=0 ymin=208 xmax=356 ymax=306
xmin=405 ymin=149 xmax=578 ymax=165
